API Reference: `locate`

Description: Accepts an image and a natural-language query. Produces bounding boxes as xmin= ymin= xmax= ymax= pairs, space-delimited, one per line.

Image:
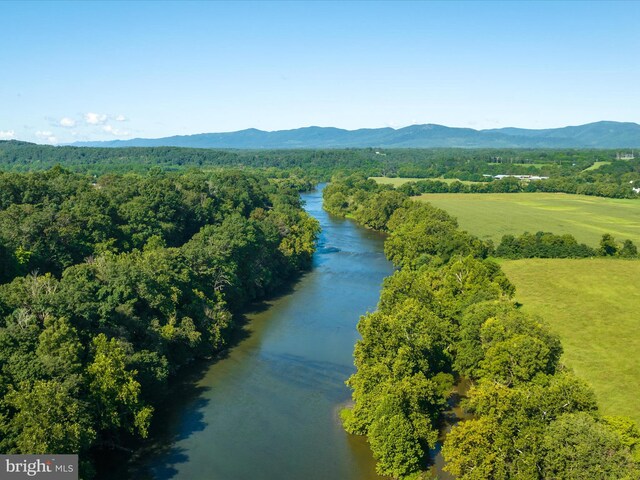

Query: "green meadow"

xmin=417 ymin=192 xmax=640 ymax=247
xmin=487 ymin=162 xmax=547 ymax=168
xmin=370 ymin=176 xmax=480 ymax=186
xmin=500 ymin=258 xmax=640 ymax=423
xmin=584 ymin=161 xmax=612 ymax=171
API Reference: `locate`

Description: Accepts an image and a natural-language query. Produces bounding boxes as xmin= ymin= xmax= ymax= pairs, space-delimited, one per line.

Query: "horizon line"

xmin=59 ymin=119 xmax=640 ymax=145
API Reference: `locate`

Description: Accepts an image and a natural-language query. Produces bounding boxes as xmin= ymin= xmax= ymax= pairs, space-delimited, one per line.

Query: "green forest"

xmin=4 ymin=2 xmax=639 ymax=479
xmin=0 ymin=168 xmax=319 ymax=476
xmin=324 ymin=175 xmax=640 ymax=479
xmin=395 ymin=175 xmax=640 ymax=199
xmin=2 ymin=140 xmax=640 ymax=198
xmin=0 ymin=145 xmax=639 ymax=479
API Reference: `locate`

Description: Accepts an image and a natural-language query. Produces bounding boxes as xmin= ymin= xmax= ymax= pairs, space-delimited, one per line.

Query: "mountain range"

xmin=71 ymin=121 xmax=640 ymax=149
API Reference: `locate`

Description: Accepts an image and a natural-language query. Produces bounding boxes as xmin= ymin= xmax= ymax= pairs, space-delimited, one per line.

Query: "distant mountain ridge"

xmin=71 ymin=121 xmax=640 ymax=149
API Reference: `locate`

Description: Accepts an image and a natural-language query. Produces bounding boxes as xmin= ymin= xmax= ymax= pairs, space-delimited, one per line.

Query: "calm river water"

xmin=109 ymin=185 xmax=394 ymax=479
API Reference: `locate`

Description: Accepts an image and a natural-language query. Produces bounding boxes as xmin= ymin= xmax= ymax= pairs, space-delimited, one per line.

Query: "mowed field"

xmin=417 ymin=193 xmax=640 ymax=247
xmin=370 ymin=176 xmax=480 ymax=186
xmin=500 ymin=259 xmax=640 ymax=423
xmin=583 ymin=161 xmax=612 ymax=171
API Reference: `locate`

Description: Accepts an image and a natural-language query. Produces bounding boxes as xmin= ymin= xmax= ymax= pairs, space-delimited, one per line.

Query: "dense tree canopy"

xmin=0 ymin=168 xmax=319 ymax=477
xmin=326 ymin=175 xmax=640 ymax=479
xmin=495 ymin=231 xmax=638 ymax=259
xmin=2 ymin=140 xmax=640 ymax=198
xmin=1 ymin=156 xmax=638 ymax=478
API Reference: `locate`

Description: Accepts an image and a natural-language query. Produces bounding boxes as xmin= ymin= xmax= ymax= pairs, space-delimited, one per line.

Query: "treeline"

xmin=496 ymin=231 xmax=638 ymax=259
xmin=0 ymin=167 xmax=314 ymax=283
xmin=0 ymin=168 xmax=319 ymax=476
xmin=397 ymin=176 xmax=640 ymax=199
xmin=3 ymin=139 xmax=640 ymax=198
xmin=3 ymin=141 xmax=639 ymax=193
xmin=324 ymin=175 xmax=637 ymax=260
xmin=324 ymin=175 xmax=640 ymax=479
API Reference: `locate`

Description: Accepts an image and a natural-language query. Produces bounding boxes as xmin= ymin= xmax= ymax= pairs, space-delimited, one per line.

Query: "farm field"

xmin=370 ymin=176 xmax=481 ymax=186
xmin=417 ymin=192 xmax=640 ymax=247
xmin=500 ymin=258 xmax=640 ymax=423
xmin=487 ymin=162 xmax=546 ymax=168
xmin=584 ymin=161 xmax=612 ymax=171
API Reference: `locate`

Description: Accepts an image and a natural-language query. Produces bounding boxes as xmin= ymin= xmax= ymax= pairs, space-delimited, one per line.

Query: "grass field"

xmin=370 ymin=176 xmax=480 ymax=186
xmin=583 ymin=161 xmax=612 ymax=171
xmin=416 ymin=193 xmax=640 ymax=247
xmin=487 ymin=163 xmax=546 ymax=168
xmin=500 ymin=258 xmax=640 ymax=423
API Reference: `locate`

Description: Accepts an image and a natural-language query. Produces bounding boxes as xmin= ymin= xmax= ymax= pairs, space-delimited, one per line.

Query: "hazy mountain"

xmin=484 ymin=121 xmax=640 ymax=148
xmin=71 ymin=121 xmax=640 ymax=149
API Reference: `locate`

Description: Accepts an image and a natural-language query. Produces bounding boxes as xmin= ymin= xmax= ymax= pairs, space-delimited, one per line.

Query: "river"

xmin=109 ymin=185 xmax=394 ymax=479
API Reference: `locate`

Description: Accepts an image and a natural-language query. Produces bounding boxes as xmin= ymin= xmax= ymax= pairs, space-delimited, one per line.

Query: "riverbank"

xmin=97 ymin=186 xmax=393 ymax=480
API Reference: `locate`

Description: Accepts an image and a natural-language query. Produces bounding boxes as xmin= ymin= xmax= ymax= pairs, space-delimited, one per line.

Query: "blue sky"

xmin=1 ymin=0 xmax=639 ymax=144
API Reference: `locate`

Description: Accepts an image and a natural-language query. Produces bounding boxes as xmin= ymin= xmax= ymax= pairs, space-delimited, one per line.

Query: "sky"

xmin=1 ymin=0 xmax=639 ymax=144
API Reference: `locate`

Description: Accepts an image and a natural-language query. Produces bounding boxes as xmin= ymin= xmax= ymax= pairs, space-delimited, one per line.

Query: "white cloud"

xmin=36 ymin=131 xmax=57 ymax=143
xmin=0 ymin=130 xmax=16 ymax=140
xmin=60 ymin=117 xmax=76 ymax=127
xmin=115 ymin=114 xmax=127 ymax=122
xmin=102 ymin=125 xmax=130 ymax=136
xmin=84 ymin=112 xmax=108 ymax=125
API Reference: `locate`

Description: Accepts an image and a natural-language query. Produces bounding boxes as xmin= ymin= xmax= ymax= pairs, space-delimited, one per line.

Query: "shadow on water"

xmin=94 ymin=359 xmax=211 ymax=480
xmin=95 ymin=273 xmax=310 ymax=480
xmin=240 ymin=276 xmax=301 ymax=316
xmin=428 ymin=378 xmax=473 ymax=479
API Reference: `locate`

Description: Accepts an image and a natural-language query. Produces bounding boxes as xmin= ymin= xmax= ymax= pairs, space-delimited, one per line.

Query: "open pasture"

xmin=584 ymin=161 xmax=612 ymax=171
xmin=370 ymin=176 xmax=480 ymax=186
xmin=500 ymin=258 xmax=640 ymax=423
xmin=487 ymin=162 xmax=547 ymax=168
xmin=417 ymin=192 xmax=640 ymax=247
